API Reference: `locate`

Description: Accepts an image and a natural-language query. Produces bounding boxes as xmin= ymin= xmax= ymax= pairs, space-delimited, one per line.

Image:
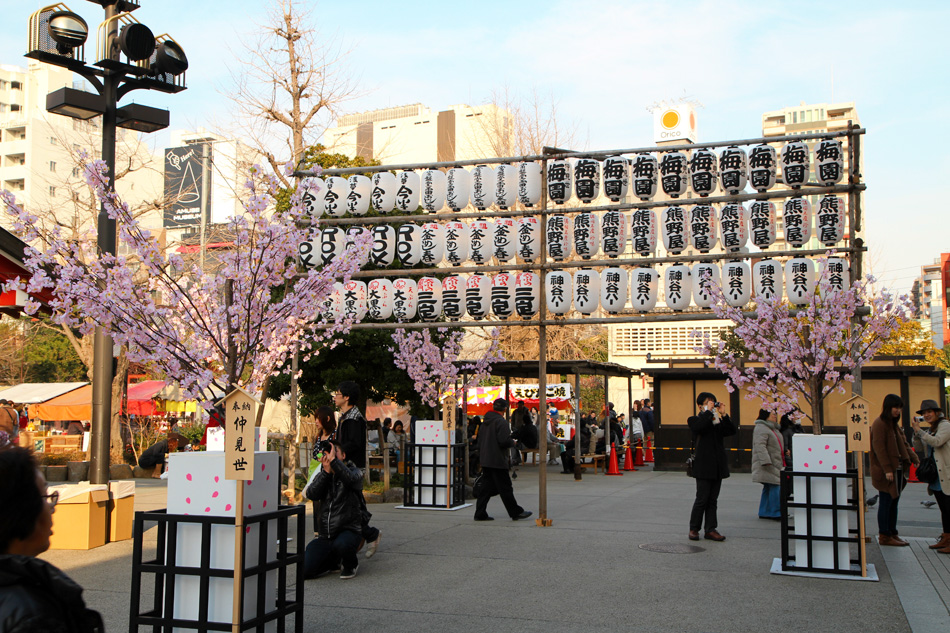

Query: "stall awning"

xmin=32 ymin=381 xmax=169 ymax=421
xmin=126 ymin=380 xmax=166 ymax=416
xmin=0 ymin=382 xmax=87 ymax=405
xmin=455 ymin=384 xmax=573 ymax=415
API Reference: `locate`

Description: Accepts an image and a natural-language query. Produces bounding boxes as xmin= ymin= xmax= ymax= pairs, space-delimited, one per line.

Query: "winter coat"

xmin=304 ymin=458 xmax=364 ymax=539
xmin=915 ymin=416 xmax=950 ymax=493
xmin=0 ymin=554 xmax=104 ymax=633
xmin=751 ymin=419 xmax=784 ymax=485
xmin=478 ymin=411 xmax=515 ymax=469
xmin=687 ymin=409 xmax=737 ymax=480
xmin=640 ymin=407 xmax=655 ymax=433
xmin=870 ymin=415 xmax=917 ymax=497
xmin=336 ymin=406 xmax=367 ymax=468
xmin=513 ymin=421 xmax=539 ymax=449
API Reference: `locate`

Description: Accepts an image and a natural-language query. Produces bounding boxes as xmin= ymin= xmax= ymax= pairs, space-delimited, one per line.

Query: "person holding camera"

xmin=303 ymin=440 xmax=365 ymax=579
xmin=687 ymin=392 xmax=737 ymax=542
xmin=910 ymin=400 xmax=950 ymax=553
xmin=474 ymin=398 xmax=532 ymax=522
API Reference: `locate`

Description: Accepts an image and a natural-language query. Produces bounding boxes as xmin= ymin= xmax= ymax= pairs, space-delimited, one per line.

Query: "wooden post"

xmin=844 ymin=394 xmax=871 ymax=578
xmin=574 ymin=371 xmax=582 ymax=481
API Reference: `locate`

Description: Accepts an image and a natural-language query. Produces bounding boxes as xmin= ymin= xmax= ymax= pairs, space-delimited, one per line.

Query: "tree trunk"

xmin=810 ymin=377 xmax=823 ymax=435
xmin=110 ymin=349 xmax=129 ymax=463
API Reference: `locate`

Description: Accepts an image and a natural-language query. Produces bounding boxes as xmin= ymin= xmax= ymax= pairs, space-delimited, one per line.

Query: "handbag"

xmin=916 ymin=453 xmax=939 ymax=484
xmin=685 ymin=432 xmax=697 ymax=478
xmin=472 ymin=471 xmax=489 ymax=498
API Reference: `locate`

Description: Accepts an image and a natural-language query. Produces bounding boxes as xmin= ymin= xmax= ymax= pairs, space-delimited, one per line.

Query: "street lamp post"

xmin=27 ymin=0 xmax=187 ymax=484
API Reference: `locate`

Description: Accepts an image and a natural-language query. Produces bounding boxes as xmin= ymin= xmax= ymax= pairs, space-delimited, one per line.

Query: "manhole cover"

xmin=639 ymin=542 xmax=705 ymax=554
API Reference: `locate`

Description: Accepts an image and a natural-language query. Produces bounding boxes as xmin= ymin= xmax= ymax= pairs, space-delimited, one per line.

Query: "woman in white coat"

xmin=911 ymin=399 xmax=950 ymax=554
xmin=751 ymin=408 xmax=784 ymax=520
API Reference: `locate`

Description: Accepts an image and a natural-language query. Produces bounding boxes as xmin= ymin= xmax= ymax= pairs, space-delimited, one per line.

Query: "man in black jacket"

xmin=303 ymin=440 xmax=364 ymax=579
xmin=687 ymin=392 xmax=737 ymax=542
xmin=474 ymin=398 xmax=532 ymax=522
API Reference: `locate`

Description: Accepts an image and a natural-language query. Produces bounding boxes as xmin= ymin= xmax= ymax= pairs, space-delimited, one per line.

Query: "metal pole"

xmin=537 ymin=156 xmax=551 ymax=526
xmin=574 ymin=371 xmax=582 ymax=481
xmin=603 ymin=375 xmax=609 ymax=470
xmin=199 ymin=141 xmax=211 ymax=272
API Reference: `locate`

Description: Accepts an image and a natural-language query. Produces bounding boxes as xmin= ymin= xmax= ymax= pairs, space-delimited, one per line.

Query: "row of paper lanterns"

xmin=300 ymin=139 xmax=844 ymax=217
xmin=324 ymin=257 xmax=849 ymax=321
xmin=300 ymin=195 xmax=845 ymax=269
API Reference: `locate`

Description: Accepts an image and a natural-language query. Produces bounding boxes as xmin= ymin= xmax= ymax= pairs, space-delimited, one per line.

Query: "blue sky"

xmin=4 ymin=0 xmax=948 ymax=293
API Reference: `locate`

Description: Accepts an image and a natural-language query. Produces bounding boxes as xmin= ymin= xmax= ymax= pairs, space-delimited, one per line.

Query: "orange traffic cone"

xmin=623 ymin=443 xmax=638 ymax=471
xmin=644 ymin=437 xmax=654 ymax=463
xmin=607 ymin=442 xmax=623 ymax=476
xmin=634 ymin=440 xmax=646 ymax=467
xmin=909 ymin=463 xmax=919 ymax=483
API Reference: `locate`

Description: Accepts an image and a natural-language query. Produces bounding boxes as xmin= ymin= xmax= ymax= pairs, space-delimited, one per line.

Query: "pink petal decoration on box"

xmin=225 ymin=504 xmax=232 ymax=511
xmin=214 ymin=476 xmax=219 ymax=483
xmin=204 ymin=507 xmax=210 ymax=512
xmin=186 ymin=473 xmax=192 ymax=481
xmin=804 ymin=463 xmax=809 ymax=468
xmin=185 ymin=497 xmax=191 ymax=504
xmin=212 ymin=491 xmax=218 ymax=498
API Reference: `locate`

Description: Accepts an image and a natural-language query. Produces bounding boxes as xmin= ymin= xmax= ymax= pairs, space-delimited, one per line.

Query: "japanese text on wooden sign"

xmin=443 ymin=395 xmax=458 ymax=431
xmin=846 ymin=396 xmax=871 ymax=452
xmin=225 ymin=390 xmax=257 ymax=480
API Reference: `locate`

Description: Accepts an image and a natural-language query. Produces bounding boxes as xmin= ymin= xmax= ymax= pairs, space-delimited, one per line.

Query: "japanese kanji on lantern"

xmin=601 ymin=210 xmax=627 ymax=258
xmin=369 ymin=225 xmax=396 ymax=267
xmin=815 ymin=138 xmax=844 ymax=186
xmin=421 ymin=169 xmax=447 ymax=213
xmin=689 ymin=147 xmax=718 ymax=197
xmin=444 ymin=220 xmax=470 ymax=266
xmin=574 ymin=158 xmax=601 ymax=203
xmin=600 ymin=267 xmax=628 ymax=314
xmin=416 ymin=276 xmax=442 ymax=321
xmin=629 ymin=268 xmax=659 ymax=312
xmin=718 ymin=202 xmax=748 ymax=254
xmin=660 ymin=151 xmax=689 ymax=198
xmin=517 ymin=216 xmax=541 ymax=262
xmin=223 ymin=387 xmax=259 ymax=480
xmin=632 ymin=153 xmax=658 ymax=200
xmin=466 ymin=274 xmax=491 ymax=320
xmin=395 ymin=171 xmax=420 ymax=212
xmin=748 ymin=143 xmax=777 ymax=192
xmin=783 ymin=197 xmax=812 ymax=247
xmin=748 ymin=200 xmax=776 ymax=249
xmin=442 ymin=275 xmax=464 ymax=320
xmin=546 ymin=214 xmax=571 ymax=262
xmin=517 ymin=161 xmax=542 ymax=207
xmin=573 ymin=269 xmax=600 ymax=315
xmin=446 ymin=167 xmax=471 ymax=211
xmin=323 ymin=176 xmax=347 ymax=217
xmin=493 ymin=217 xmax=516 ymax=263
xmin=346 ymin=175 xmax=372 ymax=216
xmin=660 ymin=206 xmax=689 ymax=255
xmin=298 ymin=237 xmax=319 ymax=268
xmin=573 ymin=212 xmax=600 ymax=260
xmin=603 ymin=156 xmax=630 ymax=202
xmin=367 ymin=278 xmax=393 ymax=320
xmin=692 ymin=262 xmax=720 ymax=308
xmin=395 ymin=223 xmax=422 ymax=266
xmin=371 ymin=171 xmax=397 ymax=213
xmin=689 ymin=204 xmax=717 ymax=253
xmin=320 ymin=226 xmax=346 ymax=265
xmin=547 ymin=159 xmax=572 ymax=204
xmin=719 ymin=145 xmax=748 ymax=195
xmin=785 ymin=257 xmax=816 ymax=305
xmin=753 ymin=259 xmax=784 ymax=301
xmin=822 ymin=257 xmax=849 ymax=294
xmin=723 ymin=261 xmax=751 ymax=307
xmin=546 ymin=270 xmax=571 ymax=315
xmin=815 ymin=195 xmax=845 ymax=246
xmin=420 ymin=222 xmax=445 ymax=266
xmin=392 ymin=278 xmax=418 ymax=320
xmin=629 ymin=209 xmax=657 ymax=256
xmin=665 ymin=264 xmax=692 ymax=311
xmin=471 ymin=165 xmax=495 ymax=210
xmin=495 ymin=164 xmax=518 ymax=210
xmin=342 ymin=280 xmax=367 ymax=321
xmin=469 ymin=219 xmax=494 ymax=265
xmin=300 ymin=177 xmax=325 ymax=218
xmin=324 ymin=282 xmax=343 ymax=321
xmin=781 ymin=141 xmax=810 ymax=189
xmin=491 ymin=272 xmax=514 ymax=317
xmin=515 ymin=272 xmax=540 ymax=319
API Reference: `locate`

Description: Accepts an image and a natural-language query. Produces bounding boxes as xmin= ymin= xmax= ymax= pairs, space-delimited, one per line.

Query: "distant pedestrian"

xmin=910 ymin=399 xmax=950 ymax=553
xmin=751 ymin=409 xmax=784 ymax=520
xmin=870 ymin=394 xmax=919 ymax=547
xmin=779 ymin=409 xmax=804 ymax=463
xmin=640 ymin=399 xmax=655 ymax=441
xmin=687 ymin=393 xmax=736 ymax=542
xmin=474 ymin=398 xmax=532 ymax=522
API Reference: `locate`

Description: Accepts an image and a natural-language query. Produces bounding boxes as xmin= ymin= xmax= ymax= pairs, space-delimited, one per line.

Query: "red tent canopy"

xmin=126 ymin=381 xmax=166 ymax=416
xmin=32 ymin=380 xmax=167 ymax=421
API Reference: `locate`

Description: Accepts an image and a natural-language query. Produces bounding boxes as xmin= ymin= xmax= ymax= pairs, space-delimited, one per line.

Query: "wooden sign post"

xmin=442 ymin=394 xmax=457 ymax=509
xmin=221 ymin=387 xmax=261 ymax=633
xmin=844 ymin=394 xmax=871 ymax=578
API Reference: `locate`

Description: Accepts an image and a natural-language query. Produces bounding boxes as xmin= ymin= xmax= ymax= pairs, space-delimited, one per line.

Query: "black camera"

xmin=312 ymin=439 xmax=333 ymax=460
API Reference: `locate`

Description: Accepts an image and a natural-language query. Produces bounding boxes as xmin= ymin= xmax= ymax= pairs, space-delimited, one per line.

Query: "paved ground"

xmin=41 ymin=466 xmax=950 ymax=633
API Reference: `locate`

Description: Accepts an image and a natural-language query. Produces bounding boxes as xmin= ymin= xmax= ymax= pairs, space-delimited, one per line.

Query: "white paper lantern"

xmin=748 ymin=144 xmax=777 ymax=192
xmin=444 ymin=221 xmax=471 ymax=267
xmin=345 ymin=227 xmax=368 ymax=252
xmin=421 ymin=169 xmax=447 ymax=213
xmin=689 ymin=147 xmax=718 ymax=197
xmin=469 ymin=219 xmax=495 ymax=265
xmin=600 ymin=267 xmax=628 ymax=314
xmin=602 ymin=156 xmax=630 ymax=202
xmin=299 ymin=177 xmax=325 ymax=219
xmin=394 ymin=171 xmax=421 ymax=212
xmin=631 ymin=153 xmax=658 ymax=201
xmin=573 ymin=212 xmax=600 ymax=260
xmin=718 ymin=202 xmax=748 ymax=253
xmin=660 ymin=206 xmax=690 ymax=255
xmin=665 ymin=264 xmax=692 ymax=311
xmin=753 ymin=259 xmax=784 ymax=301
xmin=515 ymin=272 xmax=540 ymax=319
xmin=320 ymin=226 xmax=346 ymax=266
xmin=442 ymin=275 xmax=465 ymax=320
xmin=420 ymin=222 xmax=445 ymax=266
xmin=815 ymin=138 xmax=844 ymax=186
xmin=471 ymin=165 xmax=495 ymax=211
xmin=574 ymin=158 xmax=601 ymax=203
xmin=785 ymin=257 xmax=816 ymax=305
xmin=573 ymin=269 xmax=600 ymax=315
xmin=495 ymin=164 xmax=518 ymax=210
xmin=518 ymin=162 xmax=542 ymax=207
xmin=689 ymin=204 xmax=718 ymax=253
xmin=692 ymin=262 xmax=721 ymax=308
xmin=601 ymin=210 xmax=627 ymax=258
xmin=345 ymin=175 xmax=372 ymax=216
xmin=465 ymin=274 xmax=491 ymax=320
xmin=546 ymin=214 xmax=572 ymax=262
xmin=392 ymin=278 xmax=418 ymax=320
xmin=722 ymin=261 xmax=752 ymax=307
xmin=395 ymin=224 xmax=422 ymax=267
xmin=783 ymin=197 xmax=812 ymax=247
xmin=781 ymin=141 xmax=810 ymax=189
xmin=493 ymin=217 xmax=517 ymax=263
xmin=446 ymin=167 xmax=471 ymax=211
xmin=547 ymin=159 xmax=572 ymax=205
xmin=748 ymin=200 xmax=777 ymax=249
xmin=368 ymin=278 xmax=394 ymax=320
xmin=341 ymin=280 xmax=367 ymax=321
xmin=546 ymin=271 xmax=572 ymax=315
xmin=629 ymin=268 xmax=659 ymax=312
xmin=369 ymin=225 xmax=396 ymax=267
xmin=371 ymin=172 xmax=397 ymax=213
xmin=822 ymin=257 xmax=850 ymax=294
xmin=629 ymin=209 xmax=657 ymax=256
xmin=815 ymin=195 xmax=845 ymax=246
xmin=491 ymin=273 xmax=514 ymax=317
xmin=416 ymin=277 xmax=442 ymax=322
xmin=659 ymin=151 xmax=689 ymax=198
xmin=517 ymin=216 xmax=541 ymax=262
xmin=323 ymin=176 xmax=347 ymax=217
xmin=324 ymin=282 xmax=343 ymax=321
xmin=719 ymin=146 xmax=748 ymax=195
xmin=299 ymin=236 xmax=319 ymax=268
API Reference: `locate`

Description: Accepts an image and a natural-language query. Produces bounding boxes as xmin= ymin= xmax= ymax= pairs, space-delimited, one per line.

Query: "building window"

xmin=50 ymin=136 xmax=57 ymax=144
xmin=792 ymin=112 xmax=797 ymax=124
xmin=72 ymin=167 xmax=80 ymax=177
xmin=11 ymin=81 xmax=22 ymax=90
xmin=49 ymin=161 xmax=56 ymax=172
xmin=49 ymin=186 xmax=56 ymax=197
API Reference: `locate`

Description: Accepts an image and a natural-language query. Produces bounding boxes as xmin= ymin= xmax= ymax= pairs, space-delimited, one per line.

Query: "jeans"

xmin=877 ymin=491 xmax=900 ymax=536
xmin=475 ymin=467 xmax=525 ymax=518
xmin=689 ymin=478 xmax=722 ymax=532
xmin=304 ymin=530 xmax=362 ymax=578
xmin=933 ymin=490 xmax=950 ymax=533
xmin=758 ymin=483 xmax=781 ymax=518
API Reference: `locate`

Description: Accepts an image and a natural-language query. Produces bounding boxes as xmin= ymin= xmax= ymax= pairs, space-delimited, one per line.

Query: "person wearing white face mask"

xmin=911 ymin=399 xmax=950 ymax=554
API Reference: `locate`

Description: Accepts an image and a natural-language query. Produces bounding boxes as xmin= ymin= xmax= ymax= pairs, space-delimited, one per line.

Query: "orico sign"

xmin=653 ymin=104 xmax=697 ymax=144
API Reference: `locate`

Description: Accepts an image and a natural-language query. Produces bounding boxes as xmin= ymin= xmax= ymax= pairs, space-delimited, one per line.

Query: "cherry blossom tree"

xmin=692 ymin=258 xmax=913 ymax=434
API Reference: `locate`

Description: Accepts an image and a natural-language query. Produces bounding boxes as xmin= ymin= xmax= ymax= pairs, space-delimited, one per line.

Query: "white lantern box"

xmin=493 ymin=217 xmax=517 ymax=262
xmin=748 ymin=200 xmax=777 ymax=249
xmin=719 ymin=146 xmax=748 ymax=195
xmin=547 ymin=214 xmax=572 ymax=262
xmin=785 ymin=257 xmax=816 ymax=306
xmin=491 ymin=273 xmax=514 ymax=317
xmin=371 ymin=172 xmax=397 ymax=213
xmin=632 ymin=153 xmax=658 ymax=201
xmin=629 ymin=268 xmax=659 ymax=312
xmin=546 ymin=270 xmax=572 ymax=315
xmin=601 ymin=210 xmax=627 ymax=258
xmin=815 ymin=138 xmax=844 ymax=186
xmin=753 ymin=259 xmax=784 ymax=301
xmin=547 ymin=159 xmax=572 ymax=205
xmin=660 ymin=151 xmax=689 ymax=198
xmin=416 ymin=276 xmax=443 ymax=322
xmin=629 ymin=209 xmax=657 ymax=256
xmin=465 ymin=274 xmax=491 ymax=320
xmin=517 ymin=216 xmax=541 ymax=263
xmin=660 ymin=206 xmax=690 ymax=255
xmin=323 ymin=176 xmax=347 ymax=217
xmin=395 ymin=224 xmax=422 ymax=267
xmin=392 ymin=278 xmax=418 ymax=320
xmin=469 ymin=219 xmax=495 ymax=265
xmin=298 ymin=238 xmax=319 ymax=269
xmin=444 ymin=221 xmax=471 ymax=266
xmin=602 ymin=156 xmax=630 ymax=202
xmin=718 ymin=202 xmax=748 ymax=254
xmin=446 ymin=167 xmax=471 ymax=211
xmin=421 ymin=169 xmax=447 ymax=213
xmin=442 ymin=275 xmax=465 ymax=320
xmin=341 ymin=280 xmax=367 ymax=321
xmin=748 ymin=144 xmax=777 ymax=192
xmin=573 ymin=212 xmax=600 ymax=260
xmin=320 ymin=226 xmax=346 ymax=266
xmin=783 ymin=197 xmax=812 ymax=247
xmin=420 ymin=222 xmax=445 ymax=266
xmin=600 ymin=267 xmax=628 ymax=314
xmin=369 ymin=225 xmax=396 ymax=267
xmin=689 ymin=147 xmax=718 ymax=197
xmin=815 ymin=195 xmax=845 ymax=246
xmin=346 ymin=175 xmax=372 ymax=216
xmin=692 ymin=262 xmax=720 ymax=309
xmin=518 ymin=162 xmax=542 ymax=207
xmin=395 ymin=171 xmax=421 ymax=212
xmin=574 ymin=158 xmax=601 ymax=203
xmin=722 ymin=261 xmax=751 ymax=307
xmin=573 ymin=269 xmax=600 ymax=315
xmin=514 ymin=272 xmax=540 ymax=319
xmin=471 ymin=165 xmax=495 ymax=211
xmin=299 ymin=177 xmax=325 ymax=219
xmin=689 ymin=204 xmax=718 ymax=254
xmin=781 ymin=141 xmax=810 ymax=189
xmin=665 ymin=264 xmax=692 ymax=311
xmin=367 ymin=278 xmax=394 ymax=320
xmin=821 ymin=257 xmax=849 ymax=295
xmin=495 ymin=164 xmax=518 ymax=210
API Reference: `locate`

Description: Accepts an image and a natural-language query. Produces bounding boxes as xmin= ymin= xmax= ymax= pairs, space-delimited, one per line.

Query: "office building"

xmin=911 ymin=255 xmax=949 ymax=349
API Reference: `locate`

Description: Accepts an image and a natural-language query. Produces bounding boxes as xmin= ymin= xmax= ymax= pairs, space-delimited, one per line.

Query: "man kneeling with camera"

xmin=303 ymin=439 xmax=364 ymax=580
